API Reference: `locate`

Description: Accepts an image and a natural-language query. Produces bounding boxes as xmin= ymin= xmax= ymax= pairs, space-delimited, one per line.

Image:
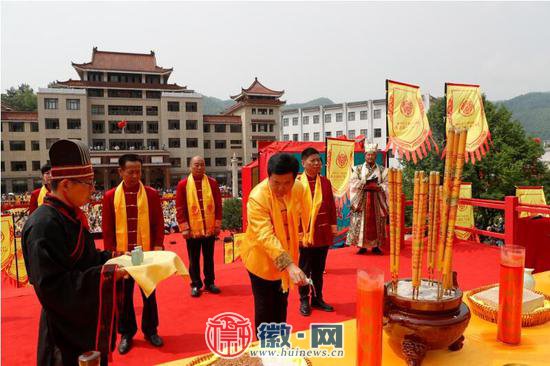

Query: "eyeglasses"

xmin=71 ymin=179 xmax=95 ymax=188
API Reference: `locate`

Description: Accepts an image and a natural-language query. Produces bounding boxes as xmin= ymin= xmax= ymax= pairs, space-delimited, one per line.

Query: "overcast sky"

xmin=2 ymin=1 xmax=549 ymax=103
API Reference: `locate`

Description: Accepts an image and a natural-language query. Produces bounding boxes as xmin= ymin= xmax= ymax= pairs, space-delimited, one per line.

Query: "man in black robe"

xmin=22 ymin=139 xmax=126 ymax=366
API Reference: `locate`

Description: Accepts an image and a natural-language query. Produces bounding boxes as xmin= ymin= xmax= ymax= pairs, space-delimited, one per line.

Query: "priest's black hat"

xmin=49 ymin=139 xmax=94 ymax=180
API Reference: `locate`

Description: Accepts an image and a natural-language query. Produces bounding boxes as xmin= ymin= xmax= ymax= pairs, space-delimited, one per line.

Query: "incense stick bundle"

xmin=411 ymin=171 xmax=421 ymax=297
xmin=395 ymin=169 xmax=403 ymax=281
xmin=417 ymin=175 xmax=429 ymax=290
xmin=388 ymin=168 xmax=397 ymax=286
xmin=427 ymin=171 xmax=439 ymax=281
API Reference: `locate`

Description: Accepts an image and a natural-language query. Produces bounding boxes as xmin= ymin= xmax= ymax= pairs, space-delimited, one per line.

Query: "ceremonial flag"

xmin=1 ymin=215 xmax=14 ymax=270
xmin=224 ymin=233 xmax=244 ymax=264
xmin=455 ymin=183 xmax=474 ymax=240
xmin=445 ymin=83 xmax=491 ymax=164
xmin=326 ymin=138 xmax=355 ymax=247
xmin=386 ymin=79 xmax=437 ymax=163
xmin=1 ymin=215 xmax=28 ymax=287
xmin=117 ymin=120 xmax=127 ymax=129
xmin=516 ymin=186 xmax=549 ymax=218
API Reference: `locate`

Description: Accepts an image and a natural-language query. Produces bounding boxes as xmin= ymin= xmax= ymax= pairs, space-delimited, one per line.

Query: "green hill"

xmin=499 ymin=92 xmax=550 ymax=141
xmin=283 ymin=97 xmax=334 ymax=111
xmin=202 ymin=96 xmax=335 ymax=115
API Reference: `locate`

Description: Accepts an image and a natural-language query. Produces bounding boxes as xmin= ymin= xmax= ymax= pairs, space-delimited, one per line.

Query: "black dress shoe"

xmin=145 ymin=334 xmax=164 ymax=347
xmin=311 ymin=298 xmax=334 ymax=312
xmin=191 ymin=287 xmax=201 ymax=297
xmin=118 ymin=336 xmax=133 ymax=355
xmin=371 ymin=247 xmax=383 ymax=255
xmin=205 ymin=284 xmax=221 ymax=294
xmin=299 ymin=299 xmax=311 ymax=316
xmin=357 ymin=248 xmax=367 ymax=255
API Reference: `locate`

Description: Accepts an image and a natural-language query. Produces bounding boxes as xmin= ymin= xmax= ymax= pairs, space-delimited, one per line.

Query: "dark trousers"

xmin=298 ymin=246 xmax=329 ymax=301
xmin=186 ymin=236 xmax=215 ymax=288
xmin=248 ymin=271 xmax=289 ymax=335
xmin=118 ymin=277 xmax=159 ymax=338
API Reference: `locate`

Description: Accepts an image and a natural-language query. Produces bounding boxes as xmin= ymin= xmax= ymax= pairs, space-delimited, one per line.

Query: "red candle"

xmin=357 ymin=268 xmax=384 ymax=366
xmin=497 ymin=245 xmax=525 ymax=345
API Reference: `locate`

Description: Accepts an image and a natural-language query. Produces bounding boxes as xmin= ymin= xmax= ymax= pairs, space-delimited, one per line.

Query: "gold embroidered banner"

xmin=516 ymin=186 xmax=549 ymax=218
xmin=326 ymin=138 xmax=355 ymax=196
xmin=456 ymin=183 xmax=474 ymax=240
xmin=1 ymin=214 xmax=28 ymax=286
xmin=1 ymin=215 xmax=14 ymax=270
xmin=445 ymin=83 xmax=491 ymax=164
xmin=386 ymin=79 xmax=437 ymax=163
xmin=224 ymin=233 xmax=244 ymax=264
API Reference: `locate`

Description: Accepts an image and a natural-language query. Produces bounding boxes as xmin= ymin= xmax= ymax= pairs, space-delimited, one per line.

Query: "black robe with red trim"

xmin=22 ymin=195 xmax=118 ymax=366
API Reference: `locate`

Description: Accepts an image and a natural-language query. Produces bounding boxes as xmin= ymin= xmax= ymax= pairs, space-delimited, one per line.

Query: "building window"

xmin=335 ymin=130 xmax=343 ymax=137
xmin=325 ymin=131 xmax=332 ymax=137
xmin=203 ymin=124 xmax=210 ymax=132
xmin=46 ymin=138 xmax=59 ymax=149
xmin=215 ymin=140 xmax=227 ymax=149
xmin=215 ymin=158 xmax=227 ymax=167
xmin=252 ymin=140 xmax=257 ymax=148
xmin=168 ymin=120 xmax=180 ymax=130
xmin=108 ymin=121 xmax=122 ymax=134
xmin=293 ymin=134 xmax=299 ymax=141
xmin=147 ymin=121 xmax=158 ymax=134
xmin=303 ymin=133 xmax=309 ymax=141
xmin=292 ymin=117 xmax=298 ymax=126
xmin=91 ymin=105 xmax=104 ymax=115
xmin=230 ymin=140 xmax=242 ymax=148
xmin=313 ymin=132 xmax=320 ymax=141
xmin=31 ymin=141 xmax=40 ymax=151
xmin=147 ymin=139 xmax=159 ymax=149
xmin=348 ymin=111 xmax=355 ymax=121
xmin=348 ymin=130 xmax=356 ymax=139
xmin=168 ymin=138 xmax=181 ymax=148
xmin=11 ymin=161 xmax=27 ymax=172
xmin=252 ymin=108 xmax=257 ymax=114
xmin=336 ymin=113 xmax=343 ymax=122
xmin=313 ymin=115 xmax=320 ymax=124
xmin=31 ymin=123 xmax=39 ymax=132
xmin=108 ymin=105 xmax=142 ymax=116
xmin=66 ymin=99 xmax=80 ymax=110
xmin=214 ymin=124 xmax=226 ymax=133
xmin=186 ymin=120 xmax=197 ymax=130
xmin=324 ymin=114 xmax=331 ymax=123
xmin=374 ymin=109 xmax=381 ymax=119
xmin=374 ymin=128 xmax=382 ymax=138
xmin=205 ymin=158 xmax=211 ymax=166
xmin=146 ymin=91 xmax=161 ymax=99
xmin=45 ymin=118 xmax=59 ymax=129
xmin=32 ymin=161 xmax=41 ymax=171
xmin=10 ymin=141 xmax=25 ymax=151
xmin=283 ymin=134 xmax=289 ymax=141
xmin=88 ymin=72 xmax=102 ymax=82
xmin=303 ymin=116 xmax=309 ymax=125
xmin=107 ymin=89 xmax=142 ymax=98
xmin=186 ymin=138 xmax=198 ymax=148
xmin=170 ymin=158 xmax=181 ymax=168
xmin=167 ymin=101 xmax=180 ymax=112
xmin=126 ymin=121 xmax=143 ymax=134
xmin=283 ymin=118 xmax=289 ymax=127
xmin=230 ymin=125 xmax=242 ymax=133
xmin=92 ymin=121 xmax=105 ymax=134
xmin=204 ymin=140 xmax=211 ymax=149
xmin=360 ymin=129 xmax=367 ymax=137
xmin=67 ymin=119 xmax=81 ymax=129
xmin=360 ymin=110 xmax=368 ymax=120
xmin=146 ymin=106 xmax=158 ymax=116
xmin=87 ymin=89 xmax=104 ymax=97
xmin=1 ymin=162 xmax=4 ymax=172
xmin=9 ymin=122 xmax=24 ymax=132
xmin=145 ymin=75 xmax=160 ymax=84
xmin=44 ymin=98 xmax=58 ymax=109
xmin=92 ymin=139 xmax=105 ymax=150
xmin=258 ymin=108 xmax=268 ymax=115
xmin=185 ymin=102 xmax=198 ymax=112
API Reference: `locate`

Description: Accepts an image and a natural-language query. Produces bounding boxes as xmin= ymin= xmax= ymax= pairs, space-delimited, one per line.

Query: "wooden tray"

xmin=467 ymin=284 xmax=550 ymax=327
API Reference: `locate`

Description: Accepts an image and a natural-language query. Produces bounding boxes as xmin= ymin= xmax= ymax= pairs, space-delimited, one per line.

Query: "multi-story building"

xmin=1 ymin=49 xmax=286 ymax=193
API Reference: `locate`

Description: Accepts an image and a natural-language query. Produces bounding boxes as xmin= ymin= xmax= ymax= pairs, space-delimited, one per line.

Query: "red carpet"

xmin=1 ymin=234 xmax=500 ymax=365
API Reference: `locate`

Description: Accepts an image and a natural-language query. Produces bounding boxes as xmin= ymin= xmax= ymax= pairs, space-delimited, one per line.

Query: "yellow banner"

xmin=516 ymin=186 xmax=549 ymax=218
xmin=326 ymin=138 xmax=355 ymax=196
xmin=456 ymin=183 xmax=474 ymax=240
xmin=1 ymin=215 xmax=28 ymax=286
xmin=224 ymin=233 xmax=244 ymax=264
xmin=445 ymin=83 xmax=491 ymax=164
xmin=386 ymin=80 xmax=436 ymax=163
xmin=1 ymin=215 xmax=15 ymax=270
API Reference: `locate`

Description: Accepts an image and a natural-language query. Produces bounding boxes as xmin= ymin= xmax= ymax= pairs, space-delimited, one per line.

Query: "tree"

xmin=1 ymin=84 xmax=37 ymax=111
xmin=401 ymin=96 xmax=550 ymax=229
xmin=222 ymin=198 xmax=242 ymax=232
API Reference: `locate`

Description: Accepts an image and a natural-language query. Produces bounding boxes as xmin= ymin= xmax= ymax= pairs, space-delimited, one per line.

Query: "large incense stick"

xmin=395 ymin=169 xmax=403 ymax=284
xmin=411 ymin=171 xmax=421 ymax=298
xmin=388 ymin=168 xmax=396 ymax=288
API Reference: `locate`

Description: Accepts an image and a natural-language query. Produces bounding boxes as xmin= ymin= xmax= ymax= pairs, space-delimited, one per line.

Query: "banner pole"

xmin=11 ymin=212 xmax=19 ymax=288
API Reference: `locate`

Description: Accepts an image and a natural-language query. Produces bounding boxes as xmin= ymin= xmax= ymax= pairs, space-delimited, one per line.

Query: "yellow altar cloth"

xmin=106 ymin=251 xmax=188 ymax=297
xmin=160 ymin=271 xmax=550 ymax=365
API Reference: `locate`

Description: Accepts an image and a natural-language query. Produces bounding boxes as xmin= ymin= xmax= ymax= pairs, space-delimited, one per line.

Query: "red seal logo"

xmin=400 ymin=99 xmax=414 ymax=117
xmin=336 ymin=152 xmax=348 ymax=168
xmin=459 ymin=100 xmax=474 ymax=117
xmin=205 ymin=312 xmax=253 ymax=359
